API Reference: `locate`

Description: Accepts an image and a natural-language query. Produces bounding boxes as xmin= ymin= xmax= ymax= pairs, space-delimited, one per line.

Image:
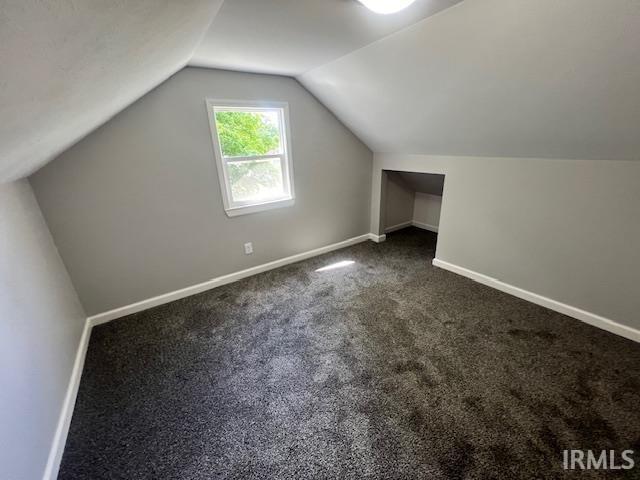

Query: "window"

xmin=206 ymin=99 xmax=294 ymax=217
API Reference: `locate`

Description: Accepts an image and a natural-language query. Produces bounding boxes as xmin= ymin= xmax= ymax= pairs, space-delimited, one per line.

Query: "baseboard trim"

xmin=432 ymin=258 xmax=639 ymax=343
xmin=46 ymin=233 xmax=379 ymax=477
xmin=88 ymin=234 xmax=376 ymax=325
xmin=44 ymin=242 xmax=637 ymax=479
xmin=42 ymin=320 xmax=92 ymax=480
xmin=412 ymin=220 xmax=439 ymax=233
xmin=384 ymin=221 xmax=412 ymax=233
xmin=384 ymin=221 xmax=439 ymax=234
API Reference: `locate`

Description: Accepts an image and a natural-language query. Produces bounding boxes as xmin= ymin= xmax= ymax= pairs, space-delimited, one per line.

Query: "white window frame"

xmin=205 ymin=99 xmax=295 ymax=217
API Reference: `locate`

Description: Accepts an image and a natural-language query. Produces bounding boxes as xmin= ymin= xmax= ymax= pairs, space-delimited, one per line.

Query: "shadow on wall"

xmin=382 ymin=170 xmax=444 ymax=234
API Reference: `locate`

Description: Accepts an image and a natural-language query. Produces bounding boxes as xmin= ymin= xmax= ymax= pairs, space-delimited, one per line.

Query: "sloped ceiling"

xmin=300 ymin=0 xmax=640 ymax=161
xmin=3 ymin=0 xmax=639 ymax=184
xmin=0 ymin=0 xmax=224 ymax=183
xmin=397 ymin=172 xmax=444 ymax=196
xmin=190 ymin=0 xmax=461 ymax=76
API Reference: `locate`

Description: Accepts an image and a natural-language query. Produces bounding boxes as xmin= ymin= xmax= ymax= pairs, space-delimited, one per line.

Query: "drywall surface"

xmin=384 ymin=172 xmax=415 ymax=230
xmin=372 ymin=154 xmax=640 ymax=330
xmin=0 ymin=180 xmax=85 ymax=480
xmin=413 ymin=193 xmax=442 ymax=229
xmin=31 ymin=68 xmax=372 ymax=316
xmin=0 ymin=0 xmax=224 ymax=183
xmin=398 ymin=172 xmax=444 ymax=196
xmin=300 ymin=0 xmax=640 ymax=160
xmin=191 ymin=0 xmax=460 ymax=75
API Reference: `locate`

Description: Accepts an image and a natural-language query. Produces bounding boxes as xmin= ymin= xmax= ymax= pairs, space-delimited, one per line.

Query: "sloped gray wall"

xmin=0 ymin=180 xmax=85 ymax=480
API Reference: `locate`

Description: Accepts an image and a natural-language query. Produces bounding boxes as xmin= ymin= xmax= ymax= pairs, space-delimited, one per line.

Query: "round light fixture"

xmin=357 ymin=0 xmax=417 ymax=14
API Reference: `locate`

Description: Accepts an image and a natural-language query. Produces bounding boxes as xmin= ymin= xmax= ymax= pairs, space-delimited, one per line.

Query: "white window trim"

xmin=205 ymin=99 xmax=295 ymax=217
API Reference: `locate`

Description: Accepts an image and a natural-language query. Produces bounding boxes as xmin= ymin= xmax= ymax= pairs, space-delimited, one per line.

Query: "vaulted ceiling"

xmin=0 ymin=0 xmax=224 ymax=183
xmin=397 ymin=172 xmax=444 ymax=196
xmin=300 ymin=0 xmax=640 ymax=160
xmin=2 ymin=0 xmax=639 ymax=184
xmin=190 ymin=0 xmax=461 ymax=76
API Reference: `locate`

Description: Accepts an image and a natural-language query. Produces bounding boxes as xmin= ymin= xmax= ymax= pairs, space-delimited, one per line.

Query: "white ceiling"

xmin=300 ymin=0 xmax=640 ymax=161
xmin=190 ymin=0 xmax=461 ymax=76
xmin=0 ymin=0 xmax=224 ymax=183
xmin=397 ymin=172 xmax=444 ymax=196
xmin=2 ymin=0 xmax=639 ymax=184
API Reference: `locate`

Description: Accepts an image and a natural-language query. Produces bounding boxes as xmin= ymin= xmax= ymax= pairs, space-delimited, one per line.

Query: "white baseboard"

xmin=412 ymin=220 xmax=439 ymax=233
xmin=45 ymin=233 xmax=381 ymax=478
xmin=384 ymin=221 xmax=412 ymax=233
xmin=383 ymin=220 xmax=439 ymax=234
xmin=42 ymin=320 xmax=92 ymax=480
xmin=89 ymin=234 xmax=376 ymax=325
xmin=43 ymin=241 xmax=637 ymax=479
xmin=432 ymin=258 xmax=639 ymax=343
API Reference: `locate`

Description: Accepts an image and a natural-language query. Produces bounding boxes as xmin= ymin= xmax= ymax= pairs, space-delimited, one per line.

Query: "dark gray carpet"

xmin=59 ymin=228 xmax=640 ymax=479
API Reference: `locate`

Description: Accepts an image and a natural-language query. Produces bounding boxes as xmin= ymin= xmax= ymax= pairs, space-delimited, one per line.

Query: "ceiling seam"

xmin=296 ymin=0 xmax=466 ymax=78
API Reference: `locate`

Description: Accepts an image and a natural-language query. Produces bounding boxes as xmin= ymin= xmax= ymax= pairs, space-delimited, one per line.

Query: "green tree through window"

xmin=215 ymin=111 xmax=280 ymax=156
xmin=215 ymin=111 xmax=283 ymax=200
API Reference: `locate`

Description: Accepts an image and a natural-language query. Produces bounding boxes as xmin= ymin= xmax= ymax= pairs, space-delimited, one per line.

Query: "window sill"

xmin=225 ymin=197 xmax=294 ymax=217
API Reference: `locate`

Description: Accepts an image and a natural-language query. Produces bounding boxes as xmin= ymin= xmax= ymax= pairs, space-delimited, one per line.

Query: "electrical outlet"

xmin=244 ymin=242 xmax=253 ymax=255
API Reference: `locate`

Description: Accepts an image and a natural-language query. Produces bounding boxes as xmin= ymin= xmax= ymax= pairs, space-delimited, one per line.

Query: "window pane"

xmin=215 ymin=110 xmax=281 ymax=157
xmin=227 ymin=158 xmax=286 ymax=203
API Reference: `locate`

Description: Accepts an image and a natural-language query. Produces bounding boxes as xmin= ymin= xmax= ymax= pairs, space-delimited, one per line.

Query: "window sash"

xmin=223 ymin=154 xmax=282 ymax=163
xmin=206 ymin=99 xmax=295 ymax=217
xmin=223 ymin=155 xmax=291 ymax=207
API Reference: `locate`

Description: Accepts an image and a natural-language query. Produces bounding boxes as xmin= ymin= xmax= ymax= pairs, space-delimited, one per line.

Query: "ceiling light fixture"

xmin=357 ymin=0 xmax=417 ymax=14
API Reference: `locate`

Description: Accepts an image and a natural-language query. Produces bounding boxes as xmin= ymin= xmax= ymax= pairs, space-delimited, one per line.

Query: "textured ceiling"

xmin=3 ymin=0 xmax=639 ymax=184
xmin=0 ymin=0 xmax=224 ymax=183
xmin=397 ymin=172 xmax=444 ymax=196
xmin=190 ymin=0 xmax=461 ymax=76
xmin=300 ymin=0 xmax=640 ymax=161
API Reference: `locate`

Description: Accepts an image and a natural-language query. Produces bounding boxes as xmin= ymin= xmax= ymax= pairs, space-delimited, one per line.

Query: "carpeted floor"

xmin=59 ymin=228 xmax=640 ymax=479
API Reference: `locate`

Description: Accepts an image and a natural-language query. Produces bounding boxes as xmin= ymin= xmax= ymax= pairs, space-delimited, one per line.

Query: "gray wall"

xmin=0 ymin=180 xmax=85 ymax=480
xmin=383 ymin=171 xmax=414 ymax=230
xmin=371 ymin=154 xmax=640 ymax=331
xmin=413 ymin=192 xmax=442 ymax=229
xmin=31 ymin=67 xmax=372 ymax=316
